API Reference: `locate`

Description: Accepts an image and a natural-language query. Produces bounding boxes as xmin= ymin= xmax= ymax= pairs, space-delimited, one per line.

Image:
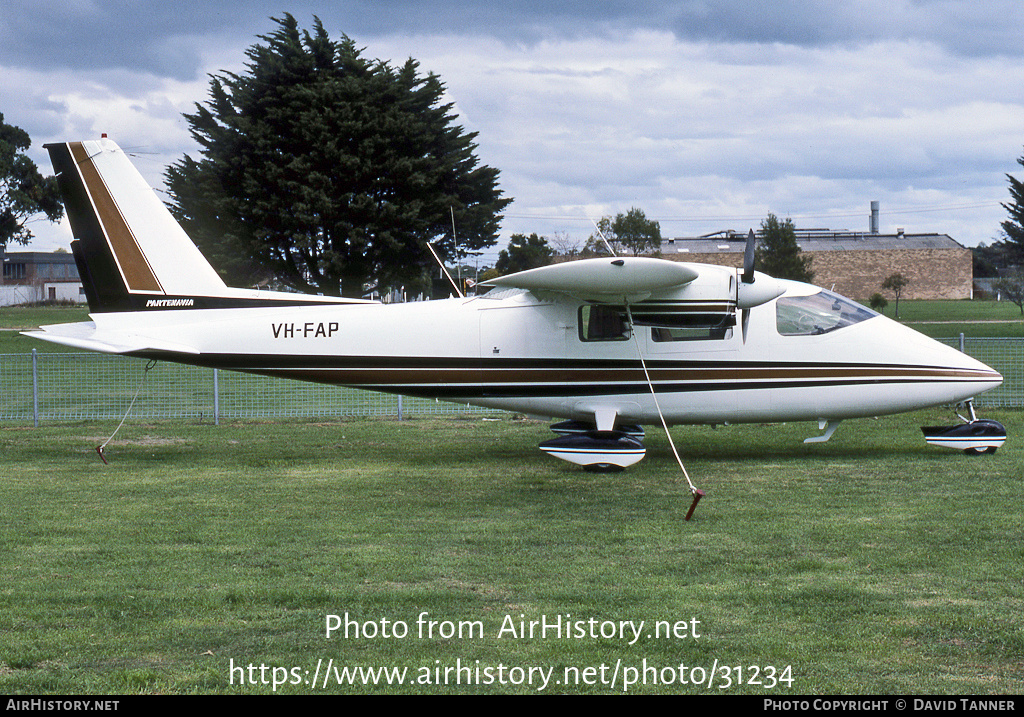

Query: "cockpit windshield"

xmin=776 ymin=290 xmax=878 ymax=336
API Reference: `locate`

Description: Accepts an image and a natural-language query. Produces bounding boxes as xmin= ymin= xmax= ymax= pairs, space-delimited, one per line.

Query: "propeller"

xmin=741 ymin=228 xmax=756 ymax=285
xmin=740 ymin=229 xmax=757 ymax=342
xmin=735 ymin=228 xmax=787 ymax=341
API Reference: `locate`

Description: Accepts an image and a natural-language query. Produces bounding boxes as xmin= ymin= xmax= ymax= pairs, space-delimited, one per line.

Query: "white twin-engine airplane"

xmin=27 ymin=138 xmax=1006 ymax=476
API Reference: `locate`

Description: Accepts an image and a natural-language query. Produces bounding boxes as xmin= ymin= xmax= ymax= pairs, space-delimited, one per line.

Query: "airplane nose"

xmin=872 ymin=322 xmax=1004 ymax=411
xmin=936 ymin=342 xmax=1002 ymax=402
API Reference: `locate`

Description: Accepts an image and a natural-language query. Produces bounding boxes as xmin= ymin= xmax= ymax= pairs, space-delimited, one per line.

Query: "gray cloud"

xmin=3 ymin=1 xmax=1023 ymax=252
xmin=5 ymin=0 xmax=1022 ymax=80
xmin=0 ymin=1 xmax=236 ymax=78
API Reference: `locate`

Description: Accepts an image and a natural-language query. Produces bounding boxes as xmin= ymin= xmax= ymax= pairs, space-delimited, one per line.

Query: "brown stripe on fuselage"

xmin=69 ymin=142 xmax=162 ymax=293
xmin=200 ymin=362 xmax=998 ymax=386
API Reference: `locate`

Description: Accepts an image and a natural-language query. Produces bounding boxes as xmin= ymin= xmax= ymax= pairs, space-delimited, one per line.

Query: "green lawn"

xmin=0 ymin=305 xmax=91 ymax=329
xmin=0 ymin=305 xmax=91 ymax=353
xmin=880 ymin=299 xmax=1024 ymax=338
xmin=1 ymin=412 xmax=1021 ymax=694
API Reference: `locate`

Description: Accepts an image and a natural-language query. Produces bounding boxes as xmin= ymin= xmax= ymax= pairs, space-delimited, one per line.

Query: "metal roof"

xmin=3 ymin=251 xmax=78 ymax=264
xmin=663 ymin=233 xmax=966 ymax=254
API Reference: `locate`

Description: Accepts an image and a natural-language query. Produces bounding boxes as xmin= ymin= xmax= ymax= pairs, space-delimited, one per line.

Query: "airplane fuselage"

xmin=28 ymin=138 xmax=1004 ymax=467
xmin=67 ymin=280 xmax=999 ymax=430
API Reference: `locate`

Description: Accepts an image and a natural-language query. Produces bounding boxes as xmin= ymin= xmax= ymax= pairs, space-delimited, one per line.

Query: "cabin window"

xmin=651 ymin=324 xmax=734 ymax=342
xmin=579 ymin=305 xmax=631 ymax=341
xmin=626 ymin=302 xmax=736 ymax=342
xmin=776 ymin=290 xmax=877 ymax=336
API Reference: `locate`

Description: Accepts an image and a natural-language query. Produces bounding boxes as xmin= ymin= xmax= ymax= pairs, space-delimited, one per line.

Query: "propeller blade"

xmin=741 ymin=229 xmax=756 ymax=284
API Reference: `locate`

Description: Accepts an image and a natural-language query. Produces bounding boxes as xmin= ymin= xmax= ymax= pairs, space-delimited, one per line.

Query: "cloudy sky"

xmin=4 ymin=0 xmax=1024 ymax=264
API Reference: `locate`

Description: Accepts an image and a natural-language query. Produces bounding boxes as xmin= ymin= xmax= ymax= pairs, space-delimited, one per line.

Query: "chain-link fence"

xmin=1 ymin=338 xmax=1020 ymax=424
xmin=0 ymin=352 xmax=500 ymax=425
xmin=935 ymin=336 xmax=1023 ymax=408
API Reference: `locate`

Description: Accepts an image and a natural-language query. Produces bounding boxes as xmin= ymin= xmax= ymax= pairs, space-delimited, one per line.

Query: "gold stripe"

xmin=70 ymin=142 xmax=162 ymax=293
xmin=235 ymin=365 xmax=999 ymax=386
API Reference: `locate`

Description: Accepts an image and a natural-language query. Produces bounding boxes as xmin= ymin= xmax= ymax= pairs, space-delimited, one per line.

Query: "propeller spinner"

xmin=736 ymin=229 xmax=786 ymax=310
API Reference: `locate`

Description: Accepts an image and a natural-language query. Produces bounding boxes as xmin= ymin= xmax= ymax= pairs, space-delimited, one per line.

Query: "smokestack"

xmin=870 ymin=201 xmax=880 ymax=234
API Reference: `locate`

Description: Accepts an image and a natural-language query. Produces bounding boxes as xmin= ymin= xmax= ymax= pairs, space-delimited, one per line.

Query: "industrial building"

xmin=0 ymin=251 xmax=84 ymax=305
xmin=661 ymin=204 xmax=972 ymax=300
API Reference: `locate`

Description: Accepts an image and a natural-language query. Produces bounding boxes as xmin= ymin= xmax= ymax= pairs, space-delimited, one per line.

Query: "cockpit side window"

xmin=776 ymin=290 xmax=877 ymax=336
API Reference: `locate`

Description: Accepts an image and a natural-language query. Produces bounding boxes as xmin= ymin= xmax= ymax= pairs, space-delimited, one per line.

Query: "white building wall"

xmin=0 ymin=283 xmax=84 ymax=306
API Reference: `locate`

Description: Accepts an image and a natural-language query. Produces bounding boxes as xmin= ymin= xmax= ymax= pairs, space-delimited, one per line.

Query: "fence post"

xmin=213 ymin=368 xmax=220 ymax=426
xmin=31 ymin=348 xmax=39 ymax=428
xmin=397 ymin=394 xmax=403 ymax=421
xmin=959 ymin=332 xmax=965 ymax=353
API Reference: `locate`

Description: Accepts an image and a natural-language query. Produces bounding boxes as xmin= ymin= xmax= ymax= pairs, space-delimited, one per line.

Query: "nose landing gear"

xmin=921 ymin=400 xmax=1006 ymax=455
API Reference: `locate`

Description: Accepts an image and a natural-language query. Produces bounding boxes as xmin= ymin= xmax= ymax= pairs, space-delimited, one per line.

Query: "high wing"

xmin=482 ymin=240 xmax=787 ymax=312
xmin=483 ymin=256 xmax=699 ymax=303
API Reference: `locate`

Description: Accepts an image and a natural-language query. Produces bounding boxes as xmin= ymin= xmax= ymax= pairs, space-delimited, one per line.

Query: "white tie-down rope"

xmin=97 ymin=359 xmax=156 ymax=463
xmin=624 ymin=305 xmax=699 ymax=496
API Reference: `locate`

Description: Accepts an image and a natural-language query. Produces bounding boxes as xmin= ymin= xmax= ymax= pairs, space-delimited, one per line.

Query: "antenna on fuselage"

xmin=590 ymin=218 xmax=617 ymax=257
xmin=426 ymin=241 xmax=464 ymax=299
xmin=451 ymin=207 xmax=463 ymax=291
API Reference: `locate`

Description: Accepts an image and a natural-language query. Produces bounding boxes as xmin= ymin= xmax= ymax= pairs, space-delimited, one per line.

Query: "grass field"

xmin=890 ymin=300 xmax=1024 ymax=339
xmin=0 ymin=305 xmax=90 ymax=354
xmin=1 ymin=411 xmax=1022 ymax=694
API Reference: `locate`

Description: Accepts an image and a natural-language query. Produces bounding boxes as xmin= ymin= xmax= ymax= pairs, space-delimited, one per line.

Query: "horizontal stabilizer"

xmin=484 ymin=257 xmax=699 ymax=302
xmin=22 ymin=322 xmax=200 ymax=355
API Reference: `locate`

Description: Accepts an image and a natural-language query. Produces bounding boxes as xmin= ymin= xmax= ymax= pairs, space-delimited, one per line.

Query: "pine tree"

xmin=755 ymin=214 xmax=813 ymax=283
xmin=1000 ymin=151 xmax=1024 ymax=265
xmin=166 ymin=15 xmax=510 ymax=297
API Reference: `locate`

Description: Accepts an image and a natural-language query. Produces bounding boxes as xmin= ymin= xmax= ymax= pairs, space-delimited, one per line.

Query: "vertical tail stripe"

xmin=69 ymin=142 xmax=163 ymax=294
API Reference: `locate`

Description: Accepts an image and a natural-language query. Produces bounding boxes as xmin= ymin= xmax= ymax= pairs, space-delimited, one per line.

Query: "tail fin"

xmin=47 ymin=138 xmax=371 ymax=312
xmin=45 ymin=139 xmax=231 ymax=312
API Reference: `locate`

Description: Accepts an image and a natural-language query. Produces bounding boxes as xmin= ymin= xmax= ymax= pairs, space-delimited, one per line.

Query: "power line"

xmin=504 ymin=200 xmax=1003 ymax=226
